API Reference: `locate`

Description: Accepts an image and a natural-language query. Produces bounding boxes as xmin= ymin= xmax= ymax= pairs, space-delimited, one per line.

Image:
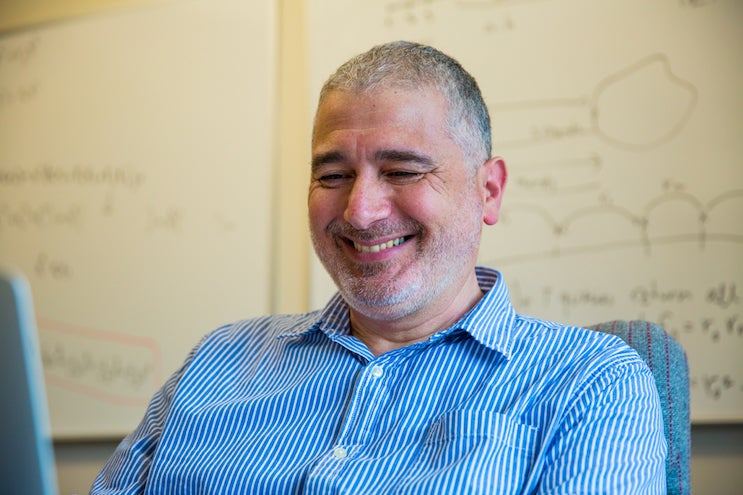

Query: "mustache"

xmin=326 ymin=220 xmax=424 ymax=241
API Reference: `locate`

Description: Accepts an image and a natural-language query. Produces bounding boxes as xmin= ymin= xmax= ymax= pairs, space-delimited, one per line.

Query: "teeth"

xmin=353 ymin=237 xmax=405 ymax=253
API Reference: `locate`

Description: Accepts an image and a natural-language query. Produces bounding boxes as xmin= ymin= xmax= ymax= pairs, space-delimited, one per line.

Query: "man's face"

xmin=309 ymin=87 xmax=495 ymax=322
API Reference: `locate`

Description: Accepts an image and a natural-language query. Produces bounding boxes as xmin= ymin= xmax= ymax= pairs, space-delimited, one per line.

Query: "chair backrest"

xmin=587 ymin=320 xmax=690 ymax=495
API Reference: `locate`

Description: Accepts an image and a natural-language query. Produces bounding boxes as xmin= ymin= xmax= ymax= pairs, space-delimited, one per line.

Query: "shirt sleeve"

xmin=537 ymin=358 xmax=668 ymax=494
xmin=88 ymin=336 xmax=207 ymax=495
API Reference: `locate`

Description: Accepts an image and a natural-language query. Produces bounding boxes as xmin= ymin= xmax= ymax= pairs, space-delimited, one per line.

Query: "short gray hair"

xmin=317 ymin=41 xmax=492 ymax=169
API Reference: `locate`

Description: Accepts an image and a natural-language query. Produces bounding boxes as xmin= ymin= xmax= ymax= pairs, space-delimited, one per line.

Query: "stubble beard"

xmin=312 ymin=208 xmax=482 ymax=322
xmin=313 ymin=220 xmax=424 ymax=317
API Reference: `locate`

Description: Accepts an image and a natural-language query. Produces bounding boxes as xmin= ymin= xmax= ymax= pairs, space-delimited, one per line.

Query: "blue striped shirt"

xmin=91 ymin=267 xmax=666 ymax=494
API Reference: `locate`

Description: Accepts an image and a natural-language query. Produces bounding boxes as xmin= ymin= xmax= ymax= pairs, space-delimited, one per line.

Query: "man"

xmin=92 ymin=41 xmax=666 ymax=494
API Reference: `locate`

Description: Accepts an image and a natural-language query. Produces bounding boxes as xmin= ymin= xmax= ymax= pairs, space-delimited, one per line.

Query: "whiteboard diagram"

xmin=0 ymin=0 xmax=277 ymax=437
xmin=307 ymin=0 xmax=743 ymax=422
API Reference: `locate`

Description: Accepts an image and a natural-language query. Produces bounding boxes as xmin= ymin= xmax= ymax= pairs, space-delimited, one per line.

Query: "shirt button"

xmin=332 ymin=446 xmax=348 ymax=459
xmin=370 ymin=365 xmax=384 ymax=378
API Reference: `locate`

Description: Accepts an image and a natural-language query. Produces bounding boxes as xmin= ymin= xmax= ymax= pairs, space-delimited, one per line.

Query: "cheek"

xmin=397 ymin=195 xmax=436 ymax=223
xmin=308 ymin=189 xmax=339 ymax=231
xmin=396 ymin=182 xmax=464 ymax=225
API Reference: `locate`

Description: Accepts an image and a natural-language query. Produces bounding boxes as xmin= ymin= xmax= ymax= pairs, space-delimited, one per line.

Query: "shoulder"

xmin=210 ymin=311 xmax=321 ymax=342
xmin=508 ymin=316 xmax=662 ymax=426
xmin=519 ymin=313 xmax=641 ymax=355
xmin=187 ymin=311 xmax=322 ymax=363
xmin=164 ymin=311 xmax=323 ymax=397
xmin=512 ymin=314 xmax=651 ymax=384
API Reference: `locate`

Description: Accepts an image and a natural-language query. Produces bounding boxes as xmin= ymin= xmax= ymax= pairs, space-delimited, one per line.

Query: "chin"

xmin=346 ymin=298 xmax=423 ymax=322
xmin=338 ymin=276 xmax=427 ymax=321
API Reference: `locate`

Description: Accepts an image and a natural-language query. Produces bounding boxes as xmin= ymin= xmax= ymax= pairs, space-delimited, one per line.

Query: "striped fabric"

xmin=91 ymin=267 xmax=666 ymax=494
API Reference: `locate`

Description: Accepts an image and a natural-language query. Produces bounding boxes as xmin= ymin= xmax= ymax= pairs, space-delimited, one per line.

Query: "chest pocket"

xmin=396 ymin=410 xmax=539 ymax=494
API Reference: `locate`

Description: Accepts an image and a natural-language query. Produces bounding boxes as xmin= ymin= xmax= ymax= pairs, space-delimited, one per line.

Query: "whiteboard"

xmin=0 ymin=0 xmax=276 ymax=438
xmin=306 ymin=0 xmax=743 ymax=423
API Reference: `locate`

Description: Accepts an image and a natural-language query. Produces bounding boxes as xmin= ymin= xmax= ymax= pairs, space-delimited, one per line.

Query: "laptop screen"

xmin=0 ymin=269 xmax=58 ymax=495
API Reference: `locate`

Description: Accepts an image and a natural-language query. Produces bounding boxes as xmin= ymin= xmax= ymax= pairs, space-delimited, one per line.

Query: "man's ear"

xmin=479 ymin=157 xmax=507 ymax=226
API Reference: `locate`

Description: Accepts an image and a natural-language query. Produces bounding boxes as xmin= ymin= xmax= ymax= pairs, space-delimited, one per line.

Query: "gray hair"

xmin=316 ymin=41 xmax=492 ymax=170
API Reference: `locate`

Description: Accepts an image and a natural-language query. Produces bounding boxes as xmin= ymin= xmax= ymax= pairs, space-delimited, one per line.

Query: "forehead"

xmin=312 ymin=88 xmax=452 ymax=145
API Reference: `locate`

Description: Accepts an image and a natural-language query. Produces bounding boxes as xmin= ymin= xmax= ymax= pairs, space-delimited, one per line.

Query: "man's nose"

xmin=343 ymin=175 xmax=391 ymax=230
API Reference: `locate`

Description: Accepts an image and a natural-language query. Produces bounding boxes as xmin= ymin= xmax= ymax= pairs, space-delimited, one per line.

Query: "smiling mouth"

xmin=352 ymin=236 xmax=408 ymax=253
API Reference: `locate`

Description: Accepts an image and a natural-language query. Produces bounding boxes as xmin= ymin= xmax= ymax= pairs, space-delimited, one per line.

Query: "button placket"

xmin=304 ymin=359 xmax=400 ymax=492
xmin=333 ymin=361 xmax=391 ymax=450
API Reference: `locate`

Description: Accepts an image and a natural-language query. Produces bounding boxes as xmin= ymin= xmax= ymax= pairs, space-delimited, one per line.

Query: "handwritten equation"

xmin=691 ymin=373 xmax=742 ymax=401
xmin=381 ymin=0 xmax=717 ymax=35
xmin=38 ymin=318 xmax=162 ymax=406
xmin=0 ymin=163 xmax=146 ymax=189
xmin=0 ymin=35 xmax=40 ymax=109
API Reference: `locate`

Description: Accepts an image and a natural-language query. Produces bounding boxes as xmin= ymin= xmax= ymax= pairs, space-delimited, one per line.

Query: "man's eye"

xmin=316 ymin=173 xmax=351 ymax=187
xmin=386 ymin=171 xmax=424 ymax=184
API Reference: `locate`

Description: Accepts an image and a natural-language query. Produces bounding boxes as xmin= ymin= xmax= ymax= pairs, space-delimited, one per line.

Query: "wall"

xmin=1 ymin=1 xmax=741 ymax=494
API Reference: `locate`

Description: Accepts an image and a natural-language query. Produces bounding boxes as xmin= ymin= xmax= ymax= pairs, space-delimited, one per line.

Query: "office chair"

xmin=588 ymin=320 xmax=691 ymax=495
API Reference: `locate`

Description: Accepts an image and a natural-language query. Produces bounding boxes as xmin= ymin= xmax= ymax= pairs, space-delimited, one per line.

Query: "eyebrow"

xmin=375 ymin=149 xmax=434 ymax=167
xmin=310 ymin=148 xmax=435 ymax=170
xmin=311 ymin=151 xmax=345 ymax=170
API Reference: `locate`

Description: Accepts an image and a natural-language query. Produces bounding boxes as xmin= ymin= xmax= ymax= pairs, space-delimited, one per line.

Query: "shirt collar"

xmin=457 ymin=267 xmax=517 ymax=359
xmin=285 ymin=266 xmax=518 ymax=359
